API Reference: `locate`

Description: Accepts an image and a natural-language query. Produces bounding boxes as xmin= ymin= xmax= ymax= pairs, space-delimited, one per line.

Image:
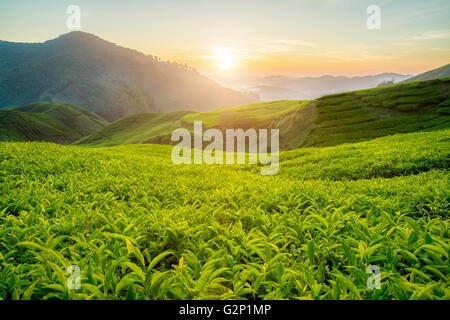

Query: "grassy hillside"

xmin=75 ymin=100 xmax=316 ymax=150
xmin=0 ymin=102 xmax=108 ymax=144
xmin=181 ymin=100 xmax=315 ymax=150
xmin=74 ymin=111 xmax=194 ymax=147
xmin=0 ymin=128 xmax=448 ymax=300
xmin=76 ymin=77 xmax=450 ymax=150
xmin=305 ymin=77 xmax=450 ymax=147
xmin=402 ymin=64 xmax=450 ymax=83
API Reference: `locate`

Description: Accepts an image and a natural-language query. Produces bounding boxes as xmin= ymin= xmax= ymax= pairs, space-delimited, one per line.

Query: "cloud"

xmin=411 ymin=30 xmax=449 ymax=41
xmin=247 ymin=38 xmax=317 ymax=56
xmin=269 ymin=39 xmax=317 ymax=47
xmin=400 ymin=3 xmax=450 ymax=19
xmin=200 ymin=38 xmax=317 ymax=62
xmin=321 ymin=46 xmax=394 ymax=62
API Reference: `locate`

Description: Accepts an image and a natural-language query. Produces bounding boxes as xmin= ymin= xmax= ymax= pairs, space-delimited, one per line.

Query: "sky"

xmin=0 ymin=0 xmax=449 ymax=77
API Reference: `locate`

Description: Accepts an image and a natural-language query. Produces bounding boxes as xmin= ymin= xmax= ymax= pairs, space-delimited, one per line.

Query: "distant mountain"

xmin=210 ymin=73 xmax=413 ymax=101
xmin=76 ymin=78 xmax=450 ymax=150
xmin=401 ymin=64 xmax=450 ymax=83
xmin=0 ymin=32 xmax=258 ymax=121
xmin=0 ymin=102 xmax=107 ymax=144
xmin=247 ymin=85 xmax=301 ymax=101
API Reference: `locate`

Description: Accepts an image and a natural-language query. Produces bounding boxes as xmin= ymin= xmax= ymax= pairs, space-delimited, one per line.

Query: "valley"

xmin=73 ymin=77 xmax=450 ymax=150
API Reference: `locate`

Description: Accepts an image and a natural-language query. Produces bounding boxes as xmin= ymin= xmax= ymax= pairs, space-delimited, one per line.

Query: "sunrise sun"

xmin=213 ymin=47 xmax=237 ymax=70
xmin=217 ymin=53 xmax=234 ymax=69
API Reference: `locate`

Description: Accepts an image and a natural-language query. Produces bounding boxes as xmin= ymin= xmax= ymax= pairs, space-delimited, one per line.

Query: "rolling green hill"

xmin=1 ymin=128 xmax=449 ymax=300
xmin=75 ymin=100 xmax=316 ymax=150
xmin=76 ymin=77 xmax=450 ymax=150
xmin=402 ymin=63 xmax=450 ymax=83
xmin=0 ymin=102 xmax=108 ymax=144
xmin=305 ymin=77 xmax=450 ymax=147
xmin=74 ymin=111 xmax=195 ymax=147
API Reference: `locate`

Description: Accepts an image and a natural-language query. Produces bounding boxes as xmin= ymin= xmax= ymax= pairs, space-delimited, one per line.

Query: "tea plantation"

xmin=0 ymin=129 xmax=448 ymax=300
xmin=75 ymin=78 xmax=450 ymax=150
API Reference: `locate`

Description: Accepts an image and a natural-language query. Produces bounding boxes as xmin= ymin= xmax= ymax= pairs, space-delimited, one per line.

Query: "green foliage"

xmin=437 ymin=107 xmax=450 ymax=115
xmin=77 ymin=100 xmax=316 ymax=150
xmin=180 ymin=100 xmax=309 ymax=128
xmin=396 ymin=104 xmax=419 ymax=112
xmin=317 ymin=101 xmax=362 ymax=114
xmin=305 ymin=78 xmax=450 ymax=147
xmin=314 ymin=108 xmax=370 ymax=122
xmin=74 ymin=111 xmax=195 ymax=147
xmin=0 ymin=102 xmax=108 ymax=144
xmin=439 ymin=99 xmax=450 ymax=107
xmin=0 ymin=129 xmax=449 ymax=300
xmin=318 ymin=95 xmax=353 ymax=107
xmin=380 ymin=94 xmax=443 ymax=109
xmin=382 ymin=100 xmax=397 ymax=108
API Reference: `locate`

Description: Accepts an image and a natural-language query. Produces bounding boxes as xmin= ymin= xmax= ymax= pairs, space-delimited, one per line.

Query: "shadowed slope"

xmin=0 ymin=102 xmax=108 ymax=144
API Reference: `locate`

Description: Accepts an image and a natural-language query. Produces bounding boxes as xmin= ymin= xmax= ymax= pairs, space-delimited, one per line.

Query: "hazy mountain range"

xmin=0 ymin=32 xmax=257 ymax=121
xmin=209 ymin=73 xmax=414 ymax=101
xmin=0 ymin=31 xmax=448 ymax=122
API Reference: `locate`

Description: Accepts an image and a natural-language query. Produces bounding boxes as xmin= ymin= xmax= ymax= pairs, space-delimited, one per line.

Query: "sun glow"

xmin=218 ymin=53 xmax=234 ymax=69
xmin=213 ymin=47 xmax=237 ymax=70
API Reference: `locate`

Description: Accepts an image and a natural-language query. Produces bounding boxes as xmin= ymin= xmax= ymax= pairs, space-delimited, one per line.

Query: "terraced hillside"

xmin=306 ymin=77 xmax=450 ymax=147
xmin=76 ymin=78 xmax=450 ymax=150
xmin=0 ymin=102 xmax=108 ymax=144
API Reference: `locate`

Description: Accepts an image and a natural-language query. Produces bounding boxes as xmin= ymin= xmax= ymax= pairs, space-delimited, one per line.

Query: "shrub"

xmin=437 ymin=107 xmax=450 ymax=114
xmin=382 ymin=100 xmax=398 ymax=108
xmin=317 ymin=101 xmax=362 ymax=114
xmin=318 ymin=95 xmax=353 ymax=107
xmin=439 ymin=99 xmax=450 ymax=107
xmin=1 ymin=128 xmax=449 ymax=300
xmin=396 ymin=104 xmax=419 ymax=112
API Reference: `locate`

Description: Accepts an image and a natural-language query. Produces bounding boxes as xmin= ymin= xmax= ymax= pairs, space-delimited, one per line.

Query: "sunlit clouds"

xmin=0 ymin=0 xmax=449 ymax=77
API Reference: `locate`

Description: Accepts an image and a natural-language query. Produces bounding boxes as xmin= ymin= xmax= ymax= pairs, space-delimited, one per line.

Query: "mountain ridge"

xmin=0 ymin=32 xmax=258 ymax=121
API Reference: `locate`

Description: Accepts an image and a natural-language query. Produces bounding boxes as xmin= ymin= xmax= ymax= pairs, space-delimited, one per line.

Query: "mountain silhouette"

xmin=0 ymin=32 xmax=258 ymax=121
